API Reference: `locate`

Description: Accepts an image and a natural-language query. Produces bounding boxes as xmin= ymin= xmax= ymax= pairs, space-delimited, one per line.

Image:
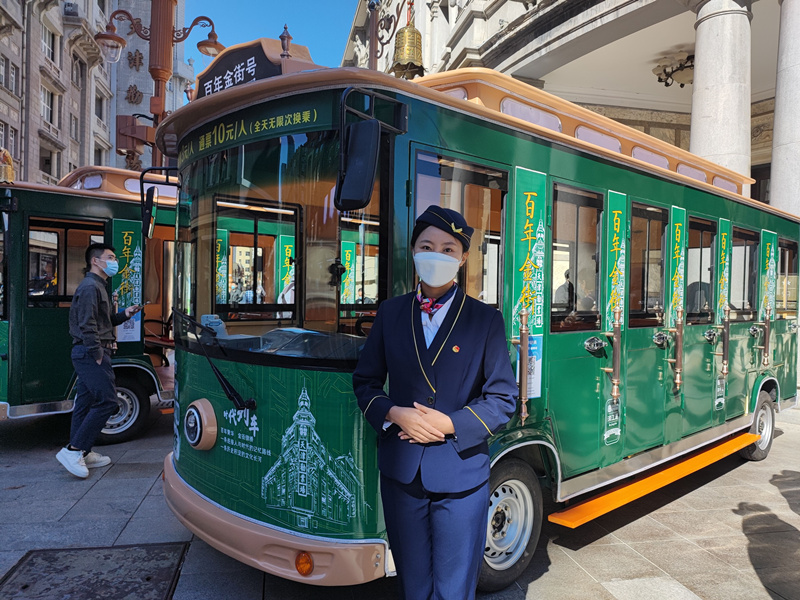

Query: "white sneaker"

xmin=56 ymin=448 xmax=89 ymax=479
xmin=84 ymin=451 xmax=111 ymax=468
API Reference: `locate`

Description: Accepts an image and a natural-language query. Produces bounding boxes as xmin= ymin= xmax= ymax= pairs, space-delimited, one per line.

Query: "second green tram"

xmin=157 ymin=38 xmax=798 ymax=591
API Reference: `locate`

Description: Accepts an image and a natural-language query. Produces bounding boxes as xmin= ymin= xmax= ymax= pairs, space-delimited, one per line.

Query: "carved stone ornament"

xmin=125 ymin=84 xmax=144 ymax=105
xmin=125 ymin=151 xmax=142 ymax=171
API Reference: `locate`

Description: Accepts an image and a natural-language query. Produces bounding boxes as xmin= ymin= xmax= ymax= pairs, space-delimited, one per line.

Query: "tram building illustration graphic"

xmin=261 ymin=384 xmax=369 ymax=531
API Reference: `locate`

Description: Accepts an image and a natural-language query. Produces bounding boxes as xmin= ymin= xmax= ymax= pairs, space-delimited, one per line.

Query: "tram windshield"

xmin=176 ymin=130 xmax=380 ymax=365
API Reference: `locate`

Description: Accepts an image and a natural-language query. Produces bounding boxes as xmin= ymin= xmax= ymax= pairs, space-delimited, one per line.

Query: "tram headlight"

xmin=184 ymin=398 xmax=218 ymax=450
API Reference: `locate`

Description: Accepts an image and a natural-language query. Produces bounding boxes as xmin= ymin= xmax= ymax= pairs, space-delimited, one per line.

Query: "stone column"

xmin=683 ymin=0 xmax=753 ymax=194
xmin=771 ymin=0 xmax=800 ymax=214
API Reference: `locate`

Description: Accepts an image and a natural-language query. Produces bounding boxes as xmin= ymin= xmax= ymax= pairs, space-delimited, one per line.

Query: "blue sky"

xmin=183 ymin=0 xmax=358 ymax=74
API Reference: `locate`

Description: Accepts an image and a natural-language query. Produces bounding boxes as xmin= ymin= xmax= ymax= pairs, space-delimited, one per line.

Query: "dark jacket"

xmin=69 ymin=272 xmax=127 ymax=361
xmin=353 ymin=287 xmax=518 ymax=493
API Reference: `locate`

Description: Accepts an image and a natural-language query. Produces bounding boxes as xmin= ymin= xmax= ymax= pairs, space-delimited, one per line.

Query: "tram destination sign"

xmin=196 ymin=44 xmax=280 ymax=100
xmin=194 ymin=38 xmax=317 ymax=100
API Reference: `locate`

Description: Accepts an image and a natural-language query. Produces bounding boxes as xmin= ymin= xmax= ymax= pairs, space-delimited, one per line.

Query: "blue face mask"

xmin=101 ymin=259 xmax=119 ymax=277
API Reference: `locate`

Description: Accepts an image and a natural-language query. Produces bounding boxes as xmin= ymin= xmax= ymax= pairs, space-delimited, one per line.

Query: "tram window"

xmin=215 ymin=199 xmax=298 ymax=321
xmin=550 ymin=184 xmax=602 ymax=332
xmin=730 ymin=227 xmax=759 ymax=321
xmin=27 ymin=218 xmax=103 ymax=307
xmin=777 ymin=238 xmax=798 ymax=319
xmin=415 ymin=151 xmax=507 ymax=307
xmin=686 ymin=217 xmax=716 ymax=325
xmin=628 ymin=203 xmax=668 ymax=328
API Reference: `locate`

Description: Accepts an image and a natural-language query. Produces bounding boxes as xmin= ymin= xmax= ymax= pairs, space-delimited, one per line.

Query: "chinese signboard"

xmin=716 ymin=219 xmax=732 ymax=323
xmin=341 ymin=241 xmax=356 ymax=303
xmin=760 ymin=229 xmax=778 ymax=321
xmin=178 ymin=107 xmax=320 ymax=165
xmin=276 ymin=235 xmax=294 ymax=298
xmin=512 ymin=167 xmax=546 ymax=338
xmin=512 ymin=168 xmax=546 ymax=401
xmin=112 ymin=219 xmax=143 ymax=343
xmin=196 ymin=42 xmax=280 ymax=100
xmin=603 ymin=192 xmax=627 ymax=331
xmin=666 ymin=206 xmax=687 ymax=328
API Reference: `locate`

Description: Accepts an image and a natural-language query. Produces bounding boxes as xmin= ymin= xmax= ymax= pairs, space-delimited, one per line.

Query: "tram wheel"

xmin=478 ymin=458 xmax=543 ymax=592
xmin=739 ymin=391 xmax=775 ymax=462
xmin=96 ymin=376 xmax=151 ymax=445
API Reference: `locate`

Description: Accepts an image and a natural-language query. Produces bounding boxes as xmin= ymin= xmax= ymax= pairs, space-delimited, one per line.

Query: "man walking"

xmin=56 ymin=243 xmax=142 ymax=478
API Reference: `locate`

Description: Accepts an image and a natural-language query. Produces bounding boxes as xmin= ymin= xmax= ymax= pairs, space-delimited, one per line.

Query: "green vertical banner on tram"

xmin=511 ymin=167 xmax=546 ymax=401
xmin=111 ymin=219 xmax=143 ymax=343
xmin=511 ymin=167 xmax=547 ymax=338
xmin=603 ymin=191 xmax=627 ymax=331
xmin=340 ymin=241 xmax=356 ymax=303
xmin=716 ymin=219 xmax=732 ymax=323
xmin=666 ymin=206 xmax=687 ymax=328
xmin=215 ymin=229 xmax=229 ymax=304
xmin=276 ymin=235 xmax=295 ymax=298
xmin=760 ymin=229 xmax=778 ymax=321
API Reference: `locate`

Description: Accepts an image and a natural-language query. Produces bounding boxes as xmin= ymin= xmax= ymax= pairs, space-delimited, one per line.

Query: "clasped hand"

xmin=388 ymin=403 xmax=454 ymax=444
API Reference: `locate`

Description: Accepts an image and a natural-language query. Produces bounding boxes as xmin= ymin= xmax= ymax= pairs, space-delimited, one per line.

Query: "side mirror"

xmin=334 ymin=119 xmax=380 ymax=212
xmin=142 ymin=186 xmax=158 ymax=240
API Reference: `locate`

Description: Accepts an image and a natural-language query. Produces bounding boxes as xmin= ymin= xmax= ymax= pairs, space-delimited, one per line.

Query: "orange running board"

xmin=548 ymin=432 xmax=760 ymax=528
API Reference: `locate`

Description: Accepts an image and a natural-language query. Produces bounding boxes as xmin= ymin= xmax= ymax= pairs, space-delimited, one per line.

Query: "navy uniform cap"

xmin=411 ymin=205 xmax=474 ymax=251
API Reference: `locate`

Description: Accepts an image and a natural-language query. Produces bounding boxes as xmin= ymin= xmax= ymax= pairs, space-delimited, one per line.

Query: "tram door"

xmin=681 ymin=217 xmax=719 ymax=436
xmin=546 ymin=182 xmax=611 ymax=477
xmin=622 ymin=202 xmax=670 ymax=455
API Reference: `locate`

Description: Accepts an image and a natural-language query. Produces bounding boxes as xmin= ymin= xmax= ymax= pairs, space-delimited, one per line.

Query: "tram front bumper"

xmin=163 ymin=453 xmax=389 ymax=586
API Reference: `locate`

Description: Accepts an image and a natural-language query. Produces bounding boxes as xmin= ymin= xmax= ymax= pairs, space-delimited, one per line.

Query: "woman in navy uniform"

xmin=353 ymin=205 xmax=517 ymax=600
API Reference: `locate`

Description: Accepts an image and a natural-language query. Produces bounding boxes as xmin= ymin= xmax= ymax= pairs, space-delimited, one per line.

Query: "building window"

xmin=8 ymin=127 xmax=16 ymax=158
xmin=0 ymin=56 xmax=5 ymax=88
xmin=41 ymin=86 xmax=56 ymax=124
xmin=751 ymin=164 xmax=770 ymax=203
xmin=97 ymin=0 xmax=107 ymax=15
xmin=94 ymin=94 xmax=104 ymax=120
xmin=41 ymin=23 xmax=56 ymax=64
xmin=94 ymin=146 xmax=104 ymax=165
xmin=39 ymin=148 xmax=60 ymax=177
xmin=9 ymin=65 xmax=17 ymax=95
xmin=71 ymin=55 xmax=86 ymax=88
xmin=69 ymin=114 xmax=79 ymax=140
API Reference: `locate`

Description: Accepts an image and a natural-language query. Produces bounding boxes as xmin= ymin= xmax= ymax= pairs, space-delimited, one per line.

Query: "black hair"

xmin=84 ymin=243 xmax=115 ymax=273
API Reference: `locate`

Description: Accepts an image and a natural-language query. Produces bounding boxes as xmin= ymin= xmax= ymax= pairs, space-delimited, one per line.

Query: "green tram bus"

xmin=0 ymin=167 xmax=176 ymax=443
xmin=157 ymin=39 xmax=798 ymax=590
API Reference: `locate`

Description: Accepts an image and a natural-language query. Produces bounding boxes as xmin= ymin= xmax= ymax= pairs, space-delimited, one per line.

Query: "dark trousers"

xmin=69 ymin=345 xmax=117 ymax=452
xmin=381 ymin=470 xmax=489 ymax=600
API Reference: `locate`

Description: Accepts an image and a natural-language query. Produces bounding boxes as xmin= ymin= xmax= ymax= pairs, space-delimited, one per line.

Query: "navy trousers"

xmin=381 ymin=471 xmax=489 ymax=600
xmin=69 ymin=345 xmax=118 ymax=451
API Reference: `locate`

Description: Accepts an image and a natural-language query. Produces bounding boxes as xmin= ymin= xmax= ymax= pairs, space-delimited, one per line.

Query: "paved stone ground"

xmin=1 ymin=406 xmax=798 ymax=600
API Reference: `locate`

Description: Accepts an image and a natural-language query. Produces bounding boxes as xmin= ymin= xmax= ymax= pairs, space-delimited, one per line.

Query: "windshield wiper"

xmin=173 ymin=309 xmax=256 ymax=411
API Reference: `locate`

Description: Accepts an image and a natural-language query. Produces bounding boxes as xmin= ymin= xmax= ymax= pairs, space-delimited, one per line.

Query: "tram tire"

xmin=738 ymin=391 xmax=775 ymax=462
xmin=95 ymin=376 xmax=152 ymax=445
xmin=478 ymin=458 xmax=543 ymax=592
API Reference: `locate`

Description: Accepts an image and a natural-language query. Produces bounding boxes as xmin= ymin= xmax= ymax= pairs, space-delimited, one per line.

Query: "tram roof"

xmin=0 ymin=167 xmax=179 ymax=207
xmin=156 ymin=66 xmax=800 ymax=224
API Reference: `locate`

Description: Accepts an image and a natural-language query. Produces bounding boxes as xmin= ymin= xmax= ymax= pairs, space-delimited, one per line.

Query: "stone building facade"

xmin=343 ymin=0 xmax=799 ymax=211
xmin=112 ymin=0 xmax=194 ymax=171
xmin=0 ymin=0 xmax=193 ymax=184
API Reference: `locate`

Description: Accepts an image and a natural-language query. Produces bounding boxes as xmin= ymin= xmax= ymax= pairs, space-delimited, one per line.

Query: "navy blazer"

xmin=353 ymin=287 xmax=518 ymax=493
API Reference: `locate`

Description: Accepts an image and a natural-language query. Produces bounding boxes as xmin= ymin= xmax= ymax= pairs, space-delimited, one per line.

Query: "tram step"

xmin=548 ymin=432 xmax=760 ymax=528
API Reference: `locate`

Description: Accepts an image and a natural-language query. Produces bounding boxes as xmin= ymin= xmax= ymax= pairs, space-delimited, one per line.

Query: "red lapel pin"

xmin=452 ymin=345 xmax=460 ymax=353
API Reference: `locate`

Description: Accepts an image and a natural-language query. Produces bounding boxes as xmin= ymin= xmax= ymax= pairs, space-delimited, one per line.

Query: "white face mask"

xmin=414 ymin=252 xmax=461 ymax=288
